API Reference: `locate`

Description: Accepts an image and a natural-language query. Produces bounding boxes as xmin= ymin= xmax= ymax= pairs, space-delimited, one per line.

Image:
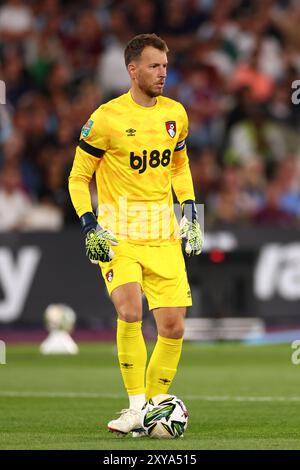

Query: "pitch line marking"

xmin=0 ymin=391 xmax=299 ymax=402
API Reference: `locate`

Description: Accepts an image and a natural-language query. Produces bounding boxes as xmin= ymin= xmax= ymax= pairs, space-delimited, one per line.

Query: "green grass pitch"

xmin=0 ymin=341 xmax=300 ymax=450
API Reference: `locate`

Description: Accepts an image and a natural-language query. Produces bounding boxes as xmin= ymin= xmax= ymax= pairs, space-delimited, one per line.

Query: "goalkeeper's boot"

xmin=107 ymin=409 xmax=142 ymax=435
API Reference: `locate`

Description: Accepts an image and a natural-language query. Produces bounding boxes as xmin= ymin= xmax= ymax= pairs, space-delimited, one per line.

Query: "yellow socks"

xmin=117 ymin=321 xmax=183 ymax=406
xmin=145 ymin=335 xmax=183 ymax=400
xmin=117 ymin=319 xmax=147 ymax=399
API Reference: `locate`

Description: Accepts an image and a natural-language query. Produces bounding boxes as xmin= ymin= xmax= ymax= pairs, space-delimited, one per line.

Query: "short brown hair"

xmin=124 ymin=33 xmax=168 ymax=67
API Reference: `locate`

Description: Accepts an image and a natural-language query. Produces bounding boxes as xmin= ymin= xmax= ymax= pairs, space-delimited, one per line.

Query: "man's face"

xmin=130 ymin=46 xmax=168 ymax=98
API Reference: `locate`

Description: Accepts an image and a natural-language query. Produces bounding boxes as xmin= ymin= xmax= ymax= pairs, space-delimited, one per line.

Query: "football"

xmin=141 ymin=394 xmax=188 ymax=438
xmin=44 ymin=304 xmax=76 ymax=332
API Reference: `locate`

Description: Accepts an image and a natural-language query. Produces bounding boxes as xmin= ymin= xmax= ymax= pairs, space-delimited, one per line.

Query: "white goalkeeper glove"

xmin=179 ymin=200 xmax=203 ymax=256
xmin=80 ymin=212 xmax=118 ymax=264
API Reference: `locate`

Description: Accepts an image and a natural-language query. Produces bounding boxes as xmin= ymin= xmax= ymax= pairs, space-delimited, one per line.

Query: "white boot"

xmin=107 ymin=409 xmax=142 ymax=434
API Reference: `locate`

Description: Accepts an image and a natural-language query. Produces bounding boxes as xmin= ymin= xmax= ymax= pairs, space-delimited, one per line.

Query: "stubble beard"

xmin=139 ymin=81 xmax=163 ymax=98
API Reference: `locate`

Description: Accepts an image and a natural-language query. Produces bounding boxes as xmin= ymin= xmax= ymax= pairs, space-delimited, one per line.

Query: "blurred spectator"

xmin=253 ymin=182 xmax=296 ymax=226
xmin=2 ymin=48 xmax=34 ymax=106
xmin=207 ymin=165 xmax=253 ymax=225
xmin=190 ymin=147 xmax=221 ymax=202
xmin=2 ymin=131 xmax=25 ymax=164
xmin=271 ymin=1 xmax=300 ymax=50
xmin=225 ymin=106 xmax=288 ymax=166
xmin=273 ymin=157 xmax=300 ymax=217
xmin=0 ymin=106 xmax=13 ymax=145
xmin=179 ymin=63 xmax=223 ymax=149
xmin=127 ymin=0 xmax=159 ymax=35
xmin=97 ymin=7 xmax=132 ymax=99
xmin=242 ymin=158 xmax=266 ymax=213
xmin=22 ymin=199 xmax=63 ymax=231
xmin=231 ymin=45 xmax=275 ymax=103
xmin=0 ymin=0 xmax=33 ymax=42
xmin=62 ymin=11 xmax=103 ymax=80
xmin=0 ymin=164 xmax=32 ymax=231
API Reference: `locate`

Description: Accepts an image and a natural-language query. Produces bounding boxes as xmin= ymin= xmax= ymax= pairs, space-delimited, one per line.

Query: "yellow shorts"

xmin=99 ymin=241 xmax=192 ymax=310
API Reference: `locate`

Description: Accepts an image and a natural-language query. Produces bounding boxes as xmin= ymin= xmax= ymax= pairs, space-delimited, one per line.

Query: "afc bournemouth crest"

xmin=106 ymin=269 xmax=113 ymax=283
xmin=165 ymin=121 xmax=176 ymax=138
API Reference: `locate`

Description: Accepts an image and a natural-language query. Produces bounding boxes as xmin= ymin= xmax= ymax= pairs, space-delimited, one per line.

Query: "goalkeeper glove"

xmin=179 ymin=200 xmax=203 ymax=256
xmin=79 ymin=212 xmax=118 ymax=264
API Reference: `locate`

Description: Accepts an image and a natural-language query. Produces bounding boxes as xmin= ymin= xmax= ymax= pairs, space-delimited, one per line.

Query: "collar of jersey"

xmin=127 ymin=91 xmax=159 ymax=110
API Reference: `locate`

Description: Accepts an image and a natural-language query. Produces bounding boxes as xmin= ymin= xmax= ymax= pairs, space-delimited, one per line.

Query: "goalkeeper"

xmin=68 ymin=33 xmax=203 ymax=437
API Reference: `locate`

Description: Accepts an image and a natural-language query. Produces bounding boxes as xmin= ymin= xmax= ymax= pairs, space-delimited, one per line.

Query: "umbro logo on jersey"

xmin=165 ymin=121 xmax=176 ymax=138
xmin=126 ymin=128 xmax=136 ymax=136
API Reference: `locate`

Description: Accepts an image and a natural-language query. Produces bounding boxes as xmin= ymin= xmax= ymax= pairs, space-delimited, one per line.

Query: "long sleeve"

xmin=68 ymin=107 xmax=109 ymax=218
xmin=171 ymin=146 xmax=195 ymax=204
xmin=171 ymin=105 xmax=195 ymax=204
xmin=68 ymin=146 xmax=100 ymax=217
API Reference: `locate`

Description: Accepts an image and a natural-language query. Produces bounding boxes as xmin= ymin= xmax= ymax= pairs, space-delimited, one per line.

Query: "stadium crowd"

xmin=1 ymin=0 xmax=300 ymax=231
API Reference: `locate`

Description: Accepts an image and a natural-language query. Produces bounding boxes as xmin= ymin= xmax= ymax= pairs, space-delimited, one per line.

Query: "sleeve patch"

xmin=81 ymin=119 xmax=94 ymax=138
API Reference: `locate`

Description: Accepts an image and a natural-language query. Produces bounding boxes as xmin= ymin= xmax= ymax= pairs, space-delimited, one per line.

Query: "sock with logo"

xmin=145 ymin=335 xmax=183 ymax=400
xmin=117 ymin=319 xmax=147 ymax=404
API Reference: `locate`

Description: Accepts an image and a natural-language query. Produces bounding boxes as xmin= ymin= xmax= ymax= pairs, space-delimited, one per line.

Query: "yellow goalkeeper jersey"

xmin=69 ymin=90 xmax=195 ymax=244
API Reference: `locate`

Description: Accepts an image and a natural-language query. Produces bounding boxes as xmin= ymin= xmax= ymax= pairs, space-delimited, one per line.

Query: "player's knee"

xmin=117 ymin=304 xmax=141 ymax=323
xmin=159 ymin=321 xmax=184 ymax=339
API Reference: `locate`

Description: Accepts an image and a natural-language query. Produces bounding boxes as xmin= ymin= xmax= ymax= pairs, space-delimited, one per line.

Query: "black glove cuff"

xmin=79 ymin=212 xmax=97 ymax=234
xmin=181 ymin=200 xmax=197 ymax=222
